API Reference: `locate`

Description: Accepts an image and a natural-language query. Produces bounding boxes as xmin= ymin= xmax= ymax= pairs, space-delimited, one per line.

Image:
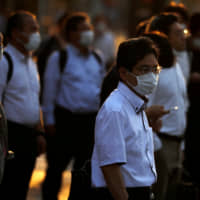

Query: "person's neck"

xmin=71 ymin=42 xmax=90 ymax=56
xmin=125 ymin=81 xmax=148 ymax=102
xmin=10 ymin=39 xmax=30 ymax=56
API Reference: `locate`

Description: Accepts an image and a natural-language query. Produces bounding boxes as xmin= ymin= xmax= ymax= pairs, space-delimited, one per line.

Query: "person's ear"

xmin=118 ymin=66 xmax=127 ymax=82
xmin=119 ymin=66 xmax=137 ymax=86
xmin=12 ymin=28 xmax=25 ymax=42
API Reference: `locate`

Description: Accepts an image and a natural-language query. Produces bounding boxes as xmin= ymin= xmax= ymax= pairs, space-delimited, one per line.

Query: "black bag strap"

xmin=58 ymin=48 xmax=102 ymax=74
xmin=91 ymin=49 xmax=103 ymax=65
xmin=3 ymin=51 xmax=13 ymax=84
xmin=59 ymin=49 xmax=68 ymax=73
xmin=1 ymin=51 xmax=13 ymax=104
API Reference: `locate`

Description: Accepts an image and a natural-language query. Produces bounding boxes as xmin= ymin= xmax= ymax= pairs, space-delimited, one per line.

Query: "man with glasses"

xmin=91 ymin=37 xmax=167 ymax=200
xmin=146 ymin=12 xmax=191 ymax=84
xmin=146 ymin=16 xmax=189 ymax=199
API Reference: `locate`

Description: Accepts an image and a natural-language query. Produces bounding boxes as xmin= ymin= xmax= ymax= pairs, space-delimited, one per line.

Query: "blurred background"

xmin=1 ymin=0 xmax=200 ymax=39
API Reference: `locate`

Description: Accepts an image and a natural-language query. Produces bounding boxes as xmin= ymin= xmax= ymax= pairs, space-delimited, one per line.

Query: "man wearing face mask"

xmin=0 ymin=11 xmax=46 ymax=200
xmin=91 ymin=37 xmax=162 ymax=200
xmin=163 ymin=2 xmax=191 ymax=84
xmin=146 ymin=14 xmax=190 ymax=200
xmin=41 ymin=12 xmax=105 ymax=200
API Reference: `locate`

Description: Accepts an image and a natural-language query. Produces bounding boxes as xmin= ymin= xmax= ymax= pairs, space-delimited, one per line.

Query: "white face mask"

xmin=23 ymin=32 xmax=41 ymax=51
xmin=127 ymin=72 xmax=159 ymax=96
xmin=79 ymin=30 xmax=94 ymax=47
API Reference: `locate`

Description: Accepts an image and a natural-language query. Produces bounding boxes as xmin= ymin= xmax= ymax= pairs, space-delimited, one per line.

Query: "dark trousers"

xmin=92 ymin=187 xmax=152 ymax=200
xmin=0 ymin=120 xmax=38 ymax=200
xmin=153 ymin=133 xmax=183 ymax=200
xmin=42 ymin=105 xmax=97 ymax=200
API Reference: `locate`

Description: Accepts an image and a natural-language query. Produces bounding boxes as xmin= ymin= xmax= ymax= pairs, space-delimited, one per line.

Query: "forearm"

xmin=101 ymin=164 xmax=129 ymax=200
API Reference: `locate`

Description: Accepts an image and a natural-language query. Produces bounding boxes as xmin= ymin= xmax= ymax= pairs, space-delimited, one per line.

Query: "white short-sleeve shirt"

xmin=91 ymin=81 xmax=157 ymax=187
xmin=147 ymin=62 xmax=188 ymax=137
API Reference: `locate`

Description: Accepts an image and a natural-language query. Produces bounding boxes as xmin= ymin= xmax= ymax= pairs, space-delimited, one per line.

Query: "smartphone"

xmin=169 ymin=106 xmax=179 ymax=111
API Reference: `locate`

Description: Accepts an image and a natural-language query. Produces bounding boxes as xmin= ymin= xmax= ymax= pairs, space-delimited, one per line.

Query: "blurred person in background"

xmin=93 ymin=14 xmax=116 ymax=72
xmin=144 ymin=31 xmax=182 ymax=200
xmin=146 ymin=13 xmax=189 ymax=200
xmin=163 ymin=1 xmax=190 ymax=30
xmin=163 ymin=2 xmax=191 ymax=84
xmin=41 ymin=11 xmax=105 ymax=200
xmin=0 ymin=10 xmax=46 ymax=200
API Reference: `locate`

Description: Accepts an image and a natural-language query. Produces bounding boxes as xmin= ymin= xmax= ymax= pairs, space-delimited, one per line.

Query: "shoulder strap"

xmin=59 ymin=49 xmax=68 ymax=73
xmin=1 ymin=51 xmax=13 ymax=104
xmin=3 ymin=51 xmax=13 ymax=84
xmin=58 ymin=48 xmax=102 ymax=74
xmin=92 ymin=49 xmax=103 ymax=65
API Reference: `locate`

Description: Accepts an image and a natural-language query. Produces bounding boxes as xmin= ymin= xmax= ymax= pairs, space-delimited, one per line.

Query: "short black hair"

xmin=6 ymin=10 xmax=36 ymax=38
xmin=116 ymin=37 xmax=158 ymax=72
xmin=143 ymin=31 xmax=175 ymax=68
xmin=189 ymin=12 xmax=200 ymax=35
xmin=163 ymin=1 xmax=189 ymax=24
xmin=135 ymin=19 xmax=150 ymax=36
xmin=146 ymin=12 xmax=179 ymax=36
xmin=63 ymin=12 xmax=91 ymax=41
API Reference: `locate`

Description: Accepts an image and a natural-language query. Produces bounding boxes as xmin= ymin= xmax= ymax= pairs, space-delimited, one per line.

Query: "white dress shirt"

xmin=147 ymin=62 xmax=188 ymax=137
xmin=42 ymin=44 xmax=105 ymax=125
xmin=173 ymin=49 xmax=191 ymax=84
xmin=91 ymin=81 xmax=157 ymax=187
xmin=0 ymin=44 xmax=40 ymax=126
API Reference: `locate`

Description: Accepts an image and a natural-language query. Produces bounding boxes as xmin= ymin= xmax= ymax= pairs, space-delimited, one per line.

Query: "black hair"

xmin=135 ymin=19 xmax=150 ymax=36
xmin=100 ymin=65 xmax=119 ymax=105
xmin=146 ymin=12 xmax=179 ymax=36
xmin=143 ymin=31 xmax=175 ymax=68
xmin=6 ymin=10 xmax=36 ymax=39
xmin=189 ymin=12 xmax=200 ymax=35
xmin=116 ymin=36 xmax=158 ymax=72
xmin=163 ymin=1 xmax=189 ymax=24
xmin=63 ymin=12 xmax=91 ymax=41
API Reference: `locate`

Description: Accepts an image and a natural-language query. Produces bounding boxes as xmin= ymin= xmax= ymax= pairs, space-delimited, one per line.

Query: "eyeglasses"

xmin=135 ymin=65 xmax=162 ymax=75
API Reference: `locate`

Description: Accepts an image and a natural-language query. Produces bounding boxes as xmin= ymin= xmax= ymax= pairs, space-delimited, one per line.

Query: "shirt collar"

xmin=6 ymin=43 xmax=29 ymax=62
xmin=67 ymin=43 xmax=80 ymax=55
xmin=117 ymin=81 xmax=147 ymax=113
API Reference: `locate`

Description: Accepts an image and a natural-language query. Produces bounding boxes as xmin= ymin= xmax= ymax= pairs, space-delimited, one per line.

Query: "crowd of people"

xmin=0 ymin=1 xmax=200 ymax=200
